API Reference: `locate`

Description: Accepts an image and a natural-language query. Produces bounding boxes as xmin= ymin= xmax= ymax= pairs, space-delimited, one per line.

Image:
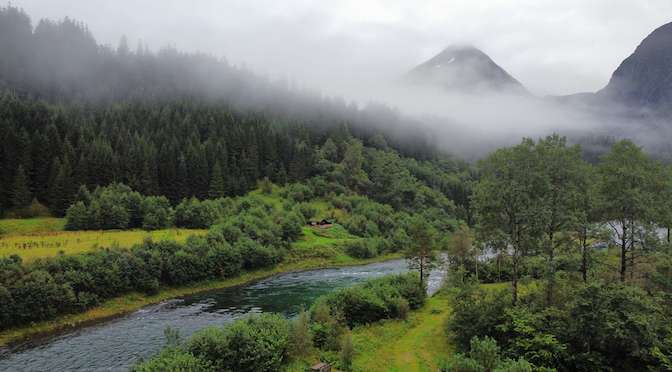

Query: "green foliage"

xmin=596 ymin=140 xmax=662 ymax=281
xmin=405 ymin=215 xmax=439 ymax=287
xmin=10 ymin=165 xmax=32 ymax=209
xmin=564 ymin=283 xmax=664 ymax=370
xmin=64 ymin=184 xmax=174 ymax=231
xmin=133 ymin=349 xmax=213 ymax=372
xmin=340 ymin=330 xmax=355 ymax=371
xmin=174 ymin=197 xmax=220 ymax=229
xmin=440 ymin=337 xmax=536 ymax=372
xmin=186 ymin=313 xmax=291 ymax=372
xmin=313 ymin=273 xmax=426 ymax=328
xmin=344 ymin=239 xmax=378 ymax=259
xmin=140 ymin=196 xmax=173 ymax=230
xmin=447 ymin=284 xmax=511 ymax=351
xmin=296 ymin=202 xmax=318 ymax=220
xmin=289 ymin=309 xmax=313 ymax=357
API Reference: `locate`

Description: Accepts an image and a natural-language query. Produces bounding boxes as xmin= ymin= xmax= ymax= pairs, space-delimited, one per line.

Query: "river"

xmin=0 ymin=259 xmax=445 ymax=371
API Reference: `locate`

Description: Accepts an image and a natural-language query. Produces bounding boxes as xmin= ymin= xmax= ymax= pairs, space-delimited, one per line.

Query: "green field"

xmin=0 ymin=218 xmax=207 ymax=262
xmin=0 ymin=217 xmax=66 ymax=235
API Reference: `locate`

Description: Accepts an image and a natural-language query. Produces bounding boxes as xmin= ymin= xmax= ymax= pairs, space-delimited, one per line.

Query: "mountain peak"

xmin=599 ymin=21 xmax=672 ymax=108
xmin=406 ymin=45 xmax=527 ymax=94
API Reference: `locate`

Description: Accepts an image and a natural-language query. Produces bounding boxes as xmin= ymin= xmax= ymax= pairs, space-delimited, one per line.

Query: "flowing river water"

xmin=0 ymin=259 xmax=445 ymax=371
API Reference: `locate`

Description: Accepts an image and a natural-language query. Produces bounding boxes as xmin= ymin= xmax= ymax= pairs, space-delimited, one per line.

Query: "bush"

xmin=289 ymin=309 xmax=313 ymax=357
xmin=446 ymin=285 xmax=510 ymax=351
xmin=65 ymin=201 xmax=91 ymax=230
xmin=64 ymin=183 xmax=174 ymax=230
xmin=283 ymin=183 xmax=313 ymax=202
xmin=440 ymin=337 xmax=534 ymax=372
xmin=133 ymin=349 xmax=213 ymax=372
xmin=207 ymin=241 xmax=242 ymax=278
xmin=258 ymin=177 xmax=274 ymax=194
xmin=141 ymin=196 xmax=173 ymax=230
xmin=280 ymin=211 xmax=304 ymax=242
xmin=310 ymin=300 xmax=346 ymax=350
xmin=8 ymin=198 xmax=53 ymax=219
xmin=296 ymin=202 xmax=318 ymax=220
xmin=187 ymin=313 xmax=291 ymax=372
xmin=174 ymin=198 xmax=220 ymax=228
xmin=344 ymin=239 xmax=378 ymax=259
xmin=235 ymin=237 xmax=283 ymax=269
xmin=313 ymin=273 xmax=426 ymax=328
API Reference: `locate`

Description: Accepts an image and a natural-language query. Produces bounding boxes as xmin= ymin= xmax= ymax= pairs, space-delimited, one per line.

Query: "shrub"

xmin=446 ymin=285 xmax=510 ymax=351
xmin=187 ymin=313 xmax=291 ymax=372
xmin=174 ymin=198 xmax=220 ymax=228
xmin=208 ymin=223 xmax=243 ymax=244
xmin=289 ymin=309 xmax=313 ymax=357
xmin=207 ymin=241 xmax=242 ymax=278
xmin=65 ymin=201 xmax=91 ymax=230
xmin=235 ymin=237 xmax=282 ymax=269
xmin=141 ymin=196 xmax=173 ymax=230
xmin=344 ymin=239 xmax=378 ymax=259
xmin=296 ymin=202 xmax=318 ymax=220
xmin=133 ymin=349 xmax=213 ymax=372
xmin=314 ymin=273 xmax=426 ymax=328
xmin=340 ymin=331 xmax=354 ymax=371
xmin=440 ymin=337 xmax=534 ymax=372
xmin=310 ymin=300 xmax=346 ymax=350
xmin=258 ymin=177 xmax=274 ymax=194
xmin=280 ymin=211 xmax=304 ymax=242
xmin=283 ymin=183 xmax=313 ymax=202
xmin=64 ymin=183 xmax=170 ymax=230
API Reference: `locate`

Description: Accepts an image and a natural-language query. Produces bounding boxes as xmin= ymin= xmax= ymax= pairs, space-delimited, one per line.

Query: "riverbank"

xmin=0 ymin=252 xmax=402 ymax=348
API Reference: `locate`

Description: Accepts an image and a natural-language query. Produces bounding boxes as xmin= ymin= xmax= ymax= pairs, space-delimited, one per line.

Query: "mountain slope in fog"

xmin=598 ymin=21 xmax=672 ymax=111
xmin=406 ymin=45 xmax=528 ymax=95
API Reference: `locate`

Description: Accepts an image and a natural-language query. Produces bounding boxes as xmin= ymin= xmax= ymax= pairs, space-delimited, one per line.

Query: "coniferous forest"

xmin=1 ymin=4 xmax=672 ymax=372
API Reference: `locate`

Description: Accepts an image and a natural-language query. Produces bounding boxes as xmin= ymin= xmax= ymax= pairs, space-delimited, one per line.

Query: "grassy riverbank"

xmin=350 ymin=291 xmax=453 ymax=372
xmin=0 ymin=252 xmax=402 ymax=347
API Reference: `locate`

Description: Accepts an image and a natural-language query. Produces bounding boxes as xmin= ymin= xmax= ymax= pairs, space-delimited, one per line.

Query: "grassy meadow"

xmin=0 ymin=218 xmax=207 ymax=262
xmin=351 ymin=292 xmax=454 ymax=372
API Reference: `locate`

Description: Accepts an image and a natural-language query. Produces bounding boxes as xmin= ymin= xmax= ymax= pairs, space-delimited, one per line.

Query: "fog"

xmin=14 ymin=0 xmax=672 ymax=95
xmin=8 ymin=0 xmax=672 ymax=158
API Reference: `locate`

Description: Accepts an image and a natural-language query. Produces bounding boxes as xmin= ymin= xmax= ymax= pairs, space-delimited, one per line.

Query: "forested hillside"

xmin=0 ymin=4 xmax=468 ymax=219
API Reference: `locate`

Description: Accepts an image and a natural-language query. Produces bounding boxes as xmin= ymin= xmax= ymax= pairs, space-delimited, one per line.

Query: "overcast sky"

xmin=13 ymin=0 xmax=672 ymax=96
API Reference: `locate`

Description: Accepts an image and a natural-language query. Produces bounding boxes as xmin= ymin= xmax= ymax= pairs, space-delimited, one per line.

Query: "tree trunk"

xmin=475 ymin=256 xmax=479 ymax=282
xmin=581 ymin=227 xmax=588 ymax=283
xmin=667 ymin=226 xmax=670 ymax=244
xmin=620 ymin=224 xmax=627 ymax=282
xmin=546 ymin=231 xmax=555 ymax=305
xmin=511 ymin=252 xmax=519 ymax=305
xmin=419 ymin=256 xmax=424 ymax=289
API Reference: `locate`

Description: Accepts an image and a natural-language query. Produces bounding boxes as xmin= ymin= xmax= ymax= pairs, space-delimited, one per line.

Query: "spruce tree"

xmin=50 ymin=158 xmax=75 ymax=216
xmin=208 ymin=161 xmax=226 ymax=199
xmin=11 ymin=165 xmax=32 ymax=208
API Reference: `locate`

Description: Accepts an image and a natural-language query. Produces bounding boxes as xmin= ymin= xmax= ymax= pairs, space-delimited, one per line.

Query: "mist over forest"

xmin=2 ymin=3 xmax=672 ymax=161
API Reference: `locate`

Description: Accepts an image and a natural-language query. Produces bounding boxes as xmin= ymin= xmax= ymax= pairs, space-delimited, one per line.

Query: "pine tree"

xmin=208 ymin=161 xmax=226 ymax=199
xmin=50 ymin=158 xmax=75 ymax=216
xmin=176 ymin=153 xmax=189 ymax=200
xmin=11 ymin=165 xmax=32 ymax=208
